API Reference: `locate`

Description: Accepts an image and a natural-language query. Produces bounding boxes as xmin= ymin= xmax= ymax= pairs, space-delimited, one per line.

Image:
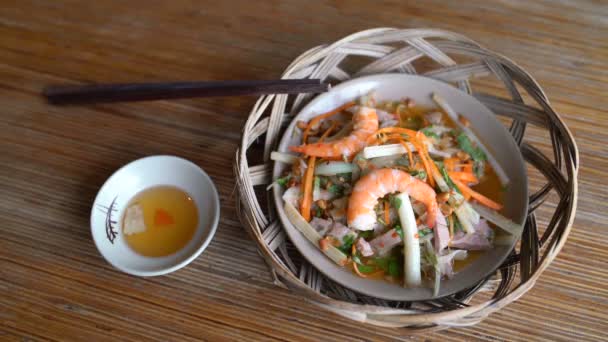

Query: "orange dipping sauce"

xmin=122 ymin=186 xmax=198 ymax=257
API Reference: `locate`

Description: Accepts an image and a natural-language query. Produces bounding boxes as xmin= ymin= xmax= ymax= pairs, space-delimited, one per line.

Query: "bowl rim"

xmin=272 ymin=73 xmax=528 ymax=300
xmin=90 ymin=155 xmax=220 ymax=277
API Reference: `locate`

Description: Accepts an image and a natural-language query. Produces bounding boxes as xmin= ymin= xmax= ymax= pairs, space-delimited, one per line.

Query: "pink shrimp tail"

xmin=289 ymin=107 xmax=378 ymax=159
xmin=289 ymin=145 xmax=304 ymax=153
xmin=347 ymin=168 xmax=437 ymax=230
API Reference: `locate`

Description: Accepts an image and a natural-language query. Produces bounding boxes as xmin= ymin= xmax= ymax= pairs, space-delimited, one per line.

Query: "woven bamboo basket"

xmin=234 ymin=28 xmax=578 ymax=330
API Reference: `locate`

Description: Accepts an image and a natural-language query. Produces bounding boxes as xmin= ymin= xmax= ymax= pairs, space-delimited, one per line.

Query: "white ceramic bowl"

xmin=272 ymin=74 xmax=528 ymax=301
xmin=91 ymin=155 xmax=220 ymax=276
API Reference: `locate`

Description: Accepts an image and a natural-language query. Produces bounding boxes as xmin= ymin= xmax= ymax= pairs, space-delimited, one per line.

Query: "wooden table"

xmin=1 ymin=1 xmax=606 ymax=341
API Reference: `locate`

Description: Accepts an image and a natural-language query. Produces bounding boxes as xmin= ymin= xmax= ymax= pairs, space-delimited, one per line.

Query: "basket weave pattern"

xmin=234 ymin=28 xmax=578 ymax=330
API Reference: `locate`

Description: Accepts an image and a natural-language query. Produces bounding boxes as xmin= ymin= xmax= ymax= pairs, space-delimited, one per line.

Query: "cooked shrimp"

xmin=347 ymin=168 xmax=437 ymax=230
xmin=289 ymin=107 xmax=378 ymax=159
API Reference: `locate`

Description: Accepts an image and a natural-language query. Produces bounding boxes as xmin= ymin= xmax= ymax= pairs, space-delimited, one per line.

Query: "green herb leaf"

xmin=374 ymin=257 xmax=390 ymax=271
xmin=276 ymin=176 xmax=290 ymax=187
xmin=421 ymin=126 xmax=440 ymax=139
xmin=394 ymin=225 xmax=404 ymax=239
xmin=473 ymin=160 xmax=485 ymax=179
xmin=313 ymin=176 xmax=320 ymax=188
xmin=453 ymin=216 xmax=464 ymax=233
xmin=440 ymin=165 xmax=461 ymax=194
xmin=374 ymin=255 xmax=401 ymax=274
xmin=419 ymin=227 xmax=432 ymax=237
xmin=319 ymin=176 xmax=328 ymax=188
xmin=358 ymin=264 xmax=377 ymax=273
xmin=395 ymin=156 xmax=410 ymax=167
xmin=336 ymin=173 xmax=352 ymax=183
xmin=377 ymin=216 xmax=386 ymax=226
xmin=390 ymin=195 xmax=402 ymax=210
xmin=342 ymin=234 xmax=355 ymax=248
xmin=352 ymin=256 xmax=378 ymax=273
xmin=338 ymin=234 xmax=355 ymax=254
xmin=359 ymin=230 xmax=375 ymax=239
xmin=314 ymin=206 xmax=322 ymax=218
xmin=388 ymin=259 xmax=401 ymax=278
xmin=410 ymin=169 xmax=427 ymax=180
xmin=328 ymin=184 xmax=344 ymax=196
xmin=456 ymin=133 xmax=486 ymax=162
xmin=423 ymin=244 xmax=438 ymax=267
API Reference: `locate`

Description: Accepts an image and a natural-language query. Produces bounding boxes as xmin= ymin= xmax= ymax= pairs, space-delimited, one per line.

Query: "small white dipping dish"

xmin=91 ymin=155 xmax=220 ymax=276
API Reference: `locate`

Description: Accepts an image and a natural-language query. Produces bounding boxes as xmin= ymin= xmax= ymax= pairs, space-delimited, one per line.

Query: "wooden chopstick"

xmin=43 ymin=79 xmax=329 ymax=105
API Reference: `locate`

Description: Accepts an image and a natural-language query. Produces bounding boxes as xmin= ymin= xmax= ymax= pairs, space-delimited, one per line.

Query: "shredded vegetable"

xmin=432 ymin=93 xmax=509 ymax=185
xmin=276 ymin=93 xmax=518 ymax=294
xmin=270 ymin=151 xmax=298 ymax=164
xmin=302 ymin=102 xmax=355 ymax=143
xmin=300 ymin=156 xmax=316 ymax=221
xmin=284 ymin=202 xmax=348 ymax=265
xmin=396 ymin=192 xmax=421 ymax=287
xmin=300 ymin=123 xmax=337 ymax=220
xmin=448 ymin=171 xmax=479 ymax=184
xmin=314 ymin=161 xmax=354 ymax=176
xmin=471 ymin=202 xmax=521 ymax=235
xmin=452 ymin=179 xmax=503 ymax=210
xmin=362 ymin=143 xmax=414 ymax=159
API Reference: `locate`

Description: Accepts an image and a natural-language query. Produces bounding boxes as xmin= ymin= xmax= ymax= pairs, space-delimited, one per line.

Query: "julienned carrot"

xmin=352 ymin=262 xmax=366 ymax=277
xmin=300 ymin=123 xmax=337 ymax=220
xmin=366 ymin=127 xmax=418 ymax=145
xmin=366 ymin=127 xmax=437 ymax=187
xmin=374 ymin=127 xmax=419 ymax=138
xmin=302 ymin=102 xmax=355 ymax=143
xmin=428 ymin=157 xmax=443 ymax=185
xmin=414 ymin=132 xmax=436 ymax=188
xmin=462 ymin=162 xmax=473 ymax=174
xmin=445 ymin=160 xmax=473 ymax=173
xmin=367 ymin=133 xmax=419 ymax=173
xmin=384 ymin=201 xmax=390 ymax=226
xmin=352 ymin=262 xmax=384 ymax=278
xmin=366 ymin=133 xmax=400 ymax=146
xmin=385 ymin=132 xmax=435 ymax=188
xmin=451 ymin=178 xmax=503 ymax=210
xmin=444 ymin=157 xmax=459 ymax=172
xmin=372 ymin=133 xmax=415 ymax=166
xmin=352 ymin=261 xmax=363 ymax=277
xmin=449 ymin=171 xmax=479 ymax=184
xmin=423 ymin=140 xmax=442 ymax=187
xmin=389 ymin=133 xmax=430 ymax=185
xmin=413 ymin=140 xmax=434 ymax=188
xmin=398 ymin=140 xmax=415 ymax=167
xmin=300 ymin=156 xmax=316 ymax=221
